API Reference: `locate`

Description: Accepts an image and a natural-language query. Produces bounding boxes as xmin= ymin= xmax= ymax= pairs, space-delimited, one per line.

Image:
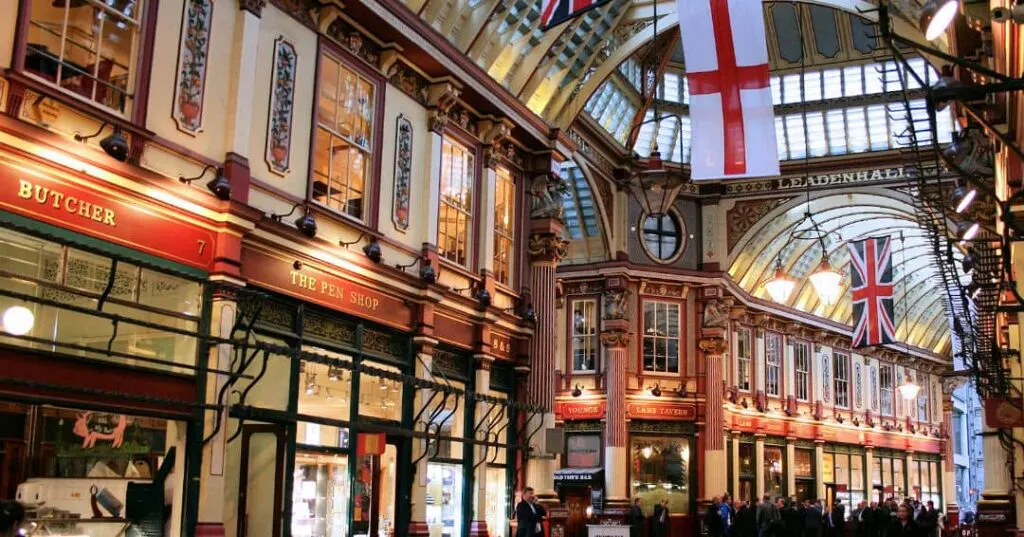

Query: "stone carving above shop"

xmin=638 ymin=281 xmax=688 ymax=298
xmin=602 ymin=288 xmax=629 ymax=320
xmin=173 ymin=0 xmax=213 ymax=135
xmin=529 ymin=172 xmax=569 ymax=220
xmin=265 ymin=37 xmax=297 ymax=176
xmin=702 ymin=299 xmax=728 ymax=328
xmin=324 ymin=16 xmax=381 ymax=66
xmin=727 ymin=196 xmax=793 ymax=251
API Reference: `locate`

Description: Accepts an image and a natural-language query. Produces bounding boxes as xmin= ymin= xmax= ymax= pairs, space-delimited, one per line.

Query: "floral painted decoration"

xmin=173 ymin=0 xmax=214 ymax=135
xmin=392 ymin=115 xmax=412 ymax=232
xmin=266 ymin=37 xmax=297 ymax=175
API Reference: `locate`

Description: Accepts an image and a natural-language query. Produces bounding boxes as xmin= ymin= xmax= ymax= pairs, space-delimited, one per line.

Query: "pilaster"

xmin=601 ymin=288 xmax=631 ymax=505
xmin=408 ymin=336 xmax=439 ymax=537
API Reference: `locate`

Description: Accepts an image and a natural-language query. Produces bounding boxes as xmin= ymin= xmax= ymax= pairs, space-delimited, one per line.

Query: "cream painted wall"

xmin=377 ymin=84 xmax=430 ymax=251
xmin=248 ymin=3 xmax=317 ymax=197
xmin=145 ymin=0 xmax=235 ymax=160
xmin=0 ymin=2 xmax=15 ymax=70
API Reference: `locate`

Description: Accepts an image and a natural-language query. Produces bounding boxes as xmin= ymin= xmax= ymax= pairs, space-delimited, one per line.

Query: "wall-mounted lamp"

xmin=395 ymin=255 xmax=437 ymax=283
xmin=453 ymin=284 xmax=491 ymax=309
xmin=74 ymin=122 xmax=129 ymax=162
xmin=571 ymin=384 xmax=583 ymax=398
xmin=179 ymin=164 xmax=231 ymax=200
xmin=835 ymin=414 xmax=845 ymax=424
xmin=648 ymin=383 xmax=662 ymax=397
xmin=363 ymin=238 xmax=383 ymax=264
xmin=502 ymin=298 xmax=538 ymax=323
xmin=270 ymin=203 xmax=317 ymax=238
xmin=674 ymin=383 xmax=688 ymax=398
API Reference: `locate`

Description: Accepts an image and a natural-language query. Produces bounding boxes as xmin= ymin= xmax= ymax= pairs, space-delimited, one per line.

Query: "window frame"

xmin=308 ymin=38 xmax=386 ymax=227
xmin=436 ymin=126 xmax=482 ymax=270
xmin=736 ymin=327 xmax=752 ymax=392
xmin=641 ymin=299 xmax=683 ymax=375
xmin=638 ymin=210 xmax=685 ymax=264
xmin=764 ymin=331 xmax=783 ymax=397
xmin=917 ymin=374 xmax=929 ymax=422
xmin=12 ymin=0 xmax=159 ymax=125
xmin=492 ymin=165 xmax=517 ymax=287
xmin=879 ymin=363 xmax=895 ymax=416
xmin=793 ymin=340 xmax=811 ymax=402
xmin=834 ymin=351 xmax=851 ymax=409
xmin=568 ymin=297 xmax=600 ymax=375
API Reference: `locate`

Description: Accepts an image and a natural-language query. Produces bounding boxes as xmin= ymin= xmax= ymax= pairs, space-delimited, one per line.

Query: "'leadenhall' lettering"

xmin=17 ymin=179 xmax=117 ymax=226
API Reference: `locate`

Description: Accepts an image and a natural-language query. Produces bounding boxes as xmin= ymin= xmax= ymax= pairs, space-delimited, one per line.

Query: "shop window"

xmin=15 ymin=405 xmax=185 ymax=533
xmin=763 ymin=445 xmax=785 ymax=499
xmin=911 ymin=459 xmax=941 ymax=506
xmin=438 ymin=138 xmax=475 ymax=266
xmin=493 ymin=166 xmax=516 ymax=286
xmin=570 ymin=299 xmax=598 ymax=373
xmin=736 ymin=328 xmax=752 ymax=391
xmin=292 ymin=452 xmax=350 ymax=537
xmin=630 ymin=436 xmax=691 ymax=515
xmin=872 ymin=452 xmax=907 ymax=502
xmin=358 ymin=361 xmax=403 ymax=423
xmin=738 ymin=442 xmax=755 ymax=502
xmin=312 ymin=51 xmax=377 ymax=220
xmin=794 ymin=341 xmax=810 ymax=401
xmin=297 ymin=349 xmax=352 ymax=448
xmin=430 ymin=380 xmax=465 ymax=461
xmin=21 ymin=0 xmax=145 ymax=113
xmin=765 ymin=332 xmax=782 ymax=396
xmin=354 ymin=444 xmax=398 ymax=537
xmin=0 ymin=229 xmax=202 ymax=374
xmin=485 ymin=466 xmax=509 ymax=537
xmin=642 ymin=301 xmax=680 ymax=373
xmin=880 ymin=364 xmax=894 ymax=415
xmin=794 ymin=448 xmax=815 ymax=502
xmin=566 ymin=434 xmax=602 ymax=468
xmin=834 ymin=353 xmax=850 ymax=408
xmin=824 ymin=450 xmax=865 ymax=514
xmin=427 ymin=462 xmax=463 ymax=537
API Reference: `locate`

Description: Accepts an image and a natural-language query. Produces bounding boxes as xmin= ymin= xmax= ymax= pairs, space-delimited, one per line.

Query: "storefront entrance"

xmin=354 ymin=442 xmax=399 ymax=537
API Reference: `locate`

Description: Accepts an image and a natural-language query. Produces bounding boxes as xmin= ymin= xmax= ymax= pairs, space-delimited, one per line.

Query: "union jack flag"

xmin=849 ymin=236 xmax=896 ymax=348
xmin=540 ymin=0 xmax=610 ymax=30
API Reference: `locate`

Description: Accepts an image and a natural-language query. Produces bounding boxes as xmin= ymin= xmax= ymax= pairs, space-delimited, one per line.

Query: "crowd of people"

xmin=702 ymin=494 xmax=943 ymax=537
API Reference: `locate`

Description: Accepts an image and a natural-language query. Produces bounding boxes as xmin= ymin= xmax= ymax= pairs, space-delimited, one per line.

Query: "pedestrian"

xmin=653 ymin=498 xmax=670 ymax=537
xmin=515 ymin=487 xmax=542 ymax=537
xmin=920 ymin=501 xmax=939 ymax=537
xmin=756 ymin=495 xmax=776 ymax=537
xmin=803 ymin=499 xmax=822 ymax=537
xmin=783 ymin=497 xmax=803 ymax=537
xmin=887 ymin=503 xmax=918 ymax=537
xmin=719 ymin=494 xmax=733 ymax=536
xmin=735 ymin=500 xmax=756 ymax=537
xmin=627 ymin=497 xmax=645 ymax=537
xmin=706 ymin=496 xmax=726 ymax=537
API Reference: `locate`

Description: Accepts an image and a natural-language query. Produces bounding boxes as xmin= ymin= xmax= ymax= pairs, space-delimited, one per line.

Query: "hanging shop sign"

xmin=241 ymin=247 xmax=415 ymax=330
xmin=1 ymin=167 xmax=217 ymax=269
xmin=626 ymin=401 xmax=696 ymax=421
xmin=555 ymin=400 xmax=606 ymax=421
xmin=984 ymin=397 xmax=1024 ymax=428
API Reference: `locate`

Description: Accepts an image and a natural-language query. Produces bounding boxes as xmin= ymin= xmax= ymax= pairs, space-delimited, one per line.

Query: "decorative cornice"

xmin=240 ymin=0 xmax=267 ymax=17
xmin=600 ymin=329 xmax=631 ymax=349
xmin=698 ymin=337 xmax=728 ymax=355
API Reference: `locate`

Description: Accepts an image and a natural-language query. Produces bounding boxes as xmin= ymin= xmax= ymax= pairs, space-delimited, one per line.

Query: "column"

xmin=786 ymin=439 xmax=796 ymax=498
xmin=940 ymin=382 xmax=958 ymax=526
xmin=424 ymin=83 xmax=461 ymax=242
xmin=408 ymin=337 xmax=438 ymax=537
xmin=525 ymin=218 xmax=568 ymax=500
xmin=731 ymin=432 xmax=741 ymax=497
xmin=905 ymin=451 xmax=915 ymax=499
xmin=755 ymin=435 xmax=766 ymax=499
xmin=470 ymin=358 xmax=492 ymax=537
xmin=220 ymin=0 xmax=265 ymax=204
xmin=815 ymin=440 xmax=826 ymax=500
xmin=700 ymin=335 xmax=728 ymax=499
xmin=601 ymin=313 xmax=630 ymax=507
xmin=864 ymin=448 xmax=875 ymax=504
xmin=976 ymin=421 xmax=1014 ymax=537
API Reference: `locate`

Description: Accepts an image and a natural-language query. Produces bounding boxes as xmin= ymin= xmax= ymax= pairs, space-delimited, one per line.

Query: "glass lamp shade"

xmin=624 ymin=151 xmax=686 ymax=217
xmin=898 ymin=375 xmax=921 ymax=400
xmin=919 ymin=0 xmax=958 ymax=41
xmin=809 ymin=259 xmax=843 ymax=305
xmin=764 ymin=267 xmax=797 ymax=304
xmin=2 ymin=306 xmax=34 ymax=336
xmin=952 ymin=186 xmax=976 ymax=214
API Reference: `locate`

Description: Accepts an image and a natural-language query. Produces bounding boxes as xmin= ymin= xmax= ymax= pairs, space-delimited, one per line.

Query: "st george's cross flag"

xmin=849 ymin=236 xmax=896 ymax=348
xmin=677 ymin=0 xmax=780 ymax=180
xmin=540 ymin=0 xmax=610 ymax=30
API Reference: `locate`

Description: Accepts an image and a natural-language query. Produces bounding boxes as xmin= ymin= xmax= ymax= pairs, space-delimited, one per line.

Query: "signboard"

xmin=556 ymin=400 xmax=606 ymax=421
xmin=241 ymin=247 xmax=415 ymax=330
xmin=984 ymin=397 xmax=1024 ymax=428
xmin=489 ymin=331 xmax=514 ymax=359
xmin=587 ymin=525 xmax=630 ymax=537
xmin=567 ymin=434 xmax=602 ymax=468
xmin=626 ymin=401 xmax=696 ymax=421
xmin=1 ymin=162 xmax=217 ymax=269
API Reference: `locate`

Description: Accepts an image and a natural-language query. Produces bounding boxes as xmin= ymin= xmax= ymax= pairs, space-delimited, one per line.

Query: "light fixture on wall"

xmin=179 ymin=164 xmax=232 ymax=200
xmin=2 ymin=305 xmax=34 ymax=336
xmin=919 ymin=0 xmax=959 ymax=41
xmin=951 ymin=184 xmax=977 ymax=214
xmin=648 ymin=383 xmax=662 ymax=397
xmin=641 ymin=445 xmax=653 ymax=459
xmin=571 ymin=384 xmax=583 ymax=398
xmin=271 ymin=203 xmax=317 ymax=238
xmin=898 ymin=374 xmax=921 ymax=400
xmin=74 ymin=122 xmax=130 ymax=162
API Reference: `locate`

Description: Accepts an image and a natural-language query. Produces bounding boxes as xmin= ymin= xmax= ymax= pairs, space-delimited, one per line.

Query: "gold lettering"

xmin=91 ymin=205 xmax=104 ymax=222
xmin=65 ymin=196 xmax=78 ymax=212
xmin=78 ymin=201 xmax=91 ymax=218
xmin=15 ymin=180 xmax=117 ymax=227
xmin=51 ymin=192 xmax=64 ymax=208
xmin=17 ymin=180 xmax=32 ymax=199
xmin=33 ymin=185 xmax=47 ymax=203
xmin=103 ymin=209 xmax=116 ymax=226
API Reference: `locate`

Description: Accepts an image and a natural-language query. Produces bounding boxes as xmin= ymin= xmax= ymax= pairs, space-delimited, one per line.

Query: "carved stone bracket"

xmin=600 ymin=329 xmax=631 ymax=349
xmin=427 ymin=82 xmax=460 ymax=134
xmin=602 ymin=287 xmax=630 ymax=321
xmin=528 ymin=233 xmax=569 ymax=264
xmin=698 ymin=337 xmax=728 ymax=355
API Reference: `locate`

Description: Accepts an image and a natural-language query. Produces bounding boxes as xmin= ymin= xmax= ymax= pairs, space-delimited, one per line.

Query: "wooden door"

xmin=237 ymin=424 xmax=287 ymax=537
xmin=563 ymin=491 xmax=590 ymax=537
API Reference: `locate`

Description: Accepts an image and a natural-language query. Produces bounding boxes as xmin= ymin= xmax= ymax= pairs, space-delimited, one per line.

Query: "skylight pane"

xmin=785 ymin=114 xmax=807 ymax=160
xmin=864 ymin=66 xmax=884 ymax=94
xmin=936 ymin=108 xmax=955 ymax=144
xmin=826 ymin=109 xmax=847 ymax=154
xmin=656 ymin=117 xmax=676 ymax=157
xmin=843 ymin=65 xmax=864 ymax=97
xmin=823 ymin=68 xmax=843 ymax=99
xmin=804 ymin=71 xmax=823 ymax=102
xmin=846 ymin=107 xmax=869 ymax=153
xmin=664 ymin=73 xmax=681 ymax=103
xmin=806 ymin=112 xmax=828 ymax=157
xmin=771 ymin=77 xmax=783 ymax=105
xmin=682 ymin=76 xmax=690 ymax=104
xmin=679 ymin=117 xmax=692 ymax=163
xmin=775 ymin=116 xmax=788 ymax=159
xmin=909 ymin=99 xmax=931 ymax=145
xmin=888 ymin=103 xmax=909 ymax=147
xmin=884 ymin=61 xmax=903 ymax=92
xmin=634 ymin=110 xmax=656 ymax=156
xmin=783 ymin=74 xmax=802 ymax=103
xmin=867 ymin=104 xmax=890 ymax=150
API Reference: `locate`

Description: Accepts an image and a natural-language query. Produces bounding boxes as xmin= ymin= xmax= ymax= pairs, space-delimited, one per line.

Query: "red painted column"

xmin=601 ymin=304 xmax=630 ymax=505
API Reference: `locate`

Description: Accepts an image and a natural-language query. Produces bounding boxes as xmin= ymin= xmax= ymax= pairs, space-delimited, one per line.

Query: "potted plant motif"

xmin=267 ymin=41 xmax=297 ymax=171
xmin=176 ymin=0 xmax=211 ymax=130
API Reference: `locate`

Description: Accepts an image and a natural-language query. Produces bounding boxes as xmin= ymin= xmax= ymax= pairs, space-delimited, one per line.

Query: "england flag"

xmin=677 ymin=0 xmax=780 ymax=180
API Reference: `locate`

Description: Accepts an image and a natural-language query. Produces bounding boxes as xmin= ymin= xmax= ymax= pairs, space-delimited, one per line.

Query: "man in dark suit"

xmin=627 ymin=497 xmax=645 ymax=537
xmin=706 ymin=496 xmax=725 ymax=537
xmin=803 ymin=500 xmax=822 ymax=537
xmin=733 ymin=500 xmax=754 ymax=537
xmin=515 ymin=487 xmax=541 ymax=537
xmin=827 ymin=499 xmax=846 ymax=537
xmin=653 ymin=498 xmax=670 ymax=537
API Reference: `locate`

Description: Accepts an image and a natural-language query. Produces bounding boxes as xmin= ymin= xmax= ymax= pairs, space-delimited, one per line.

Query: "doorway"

xmin=238 ymin=424 xmax=288 ymax=537
xmin=353 ymin=442 xmax=399 ymax=537
xmin=563 ymin=490 xmax=591 ymax=537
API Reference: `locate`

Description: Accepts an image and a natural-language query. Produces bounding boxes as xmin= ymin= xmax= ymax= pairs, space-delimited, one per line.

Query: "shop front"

xmin=0 ymin=138 xmax=224 ymax=535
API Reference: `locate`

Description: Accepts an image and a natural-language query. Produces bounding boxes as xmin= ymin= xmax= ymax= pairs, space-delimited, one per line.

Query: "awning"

xmin=553 ymin=467 xmax=604 ymax=489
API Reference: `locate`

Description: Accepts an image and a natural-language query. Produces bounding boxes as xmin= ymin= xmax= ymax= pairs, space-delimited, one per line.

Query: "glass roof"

xmin=728 ymin=192 xmax=962 ymax=355
xmin=560 ymin=162 xmax=607 ymax=264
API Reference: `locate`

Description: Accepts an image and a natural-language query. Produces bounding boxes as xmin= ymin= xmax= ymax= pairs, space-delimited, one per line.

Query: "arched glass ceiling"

xmin=728 ymin=192 xmax=963 ymax=355
xmin=560 ymin=162 xmax=608 ymax=264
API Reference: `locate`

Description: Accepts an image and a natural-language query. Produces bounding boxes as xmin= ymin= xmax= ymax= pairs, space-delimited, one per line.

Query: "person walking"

xmin=735 ymin=500 xmax=756 ymax=537
xmin=515 ymin=487 xmax=542 ymax=537
xmin=653 ymin=498 xmax=670 ymax=537
xmin=756 ymin=495 xmax=780 ymax=537
xmin=803 ymin=500 xmax=822 ymax=537
xmin=719 ymin=494 xmax=733 ymax=536
xmin=627 ymin=497 xmax=646 ymax=537
xmin=706 ymin=496 xmax=726 ymax=537
xmin=887 ymin=503 xmax=917 ymax=537
xmin=783 ymin=498 xmax=803 ymax=537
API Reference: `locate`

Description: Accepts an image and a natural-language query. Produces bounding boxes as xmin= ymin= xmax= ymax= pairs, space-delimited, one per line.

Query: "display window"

xmin=485 ymin=466 xmax=509 ymax=537
xmin=763 ymin=444 xmax=785 ymax=499
xmin=426 ymin=462 xmax=463 ymax=537
xmin=910 ymin=458 xmax=941 ymax=506
xmin=292 ymin=452 xmax=350 ymax=537
xmin=737 ymin=442 xmax=755 ymax=502
xmin=7 ymin=404 xmax=185 ymax=536
xmin=353 ymin=444 xmax=397 ymax=537
xmin=794 ymin=448 xmax=815 ymax=502
xmin=357 ymin=361 xmax=403 ymax=422
xmin=872 ymin=451 xmax=907 ymax=501
xmin=823 ymin=447 xmax=866 ymax=514
xmin=630 ymin=436 xmax=691 ymax=515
